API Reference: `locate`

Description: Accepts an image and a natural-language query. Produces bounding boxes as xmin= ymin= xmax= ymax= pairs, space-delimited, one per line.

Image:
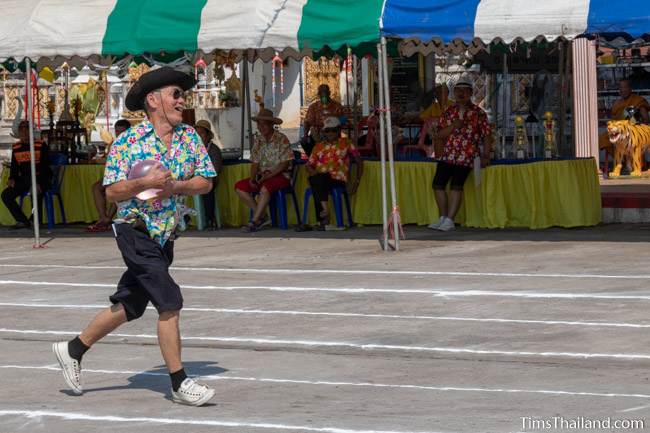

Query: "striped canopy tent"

xmin=0 ymin=0 xmax=385 ymax=69
xmin=0 ymin=0 xmax=391 ymax=248
xmin=382 ymin=0 xmax=650 ymax=55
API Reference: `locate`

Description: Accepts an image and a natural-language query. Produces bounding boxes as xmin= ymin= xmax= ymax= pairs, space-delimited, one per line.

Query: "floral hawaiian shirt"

xmin=250 ymin=131 xmax=293 ymax=178
xmin=103 ymin=118 xmax=216 ymax=245
xmin=305 ymin=100 xmax=344 ymax=137
xmin=308 ymin=137 xmax=359 ymax=182
xmin=438 ymin=103 xmax=491 ymax=167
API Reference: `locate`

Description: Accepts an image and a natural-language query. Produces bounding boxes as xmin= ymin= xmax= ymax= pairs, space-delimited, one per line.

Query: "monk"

xmin=600 ymin=79 xmax=650 ymax=152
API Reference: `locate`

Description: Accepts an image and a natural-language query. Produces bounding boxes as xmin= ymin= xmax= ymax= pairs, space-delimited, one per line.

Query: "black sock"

xmin=68 ymin=336 xmax=89 ymax=362
xmin=170 ymin=368 xmax=187 ymax=391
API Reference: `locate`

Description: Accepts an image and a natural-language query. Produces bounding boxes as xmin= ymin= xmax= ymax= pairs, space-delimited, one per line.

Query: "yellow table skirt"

xmin=0 ymin=158 xmax=602 ymax=229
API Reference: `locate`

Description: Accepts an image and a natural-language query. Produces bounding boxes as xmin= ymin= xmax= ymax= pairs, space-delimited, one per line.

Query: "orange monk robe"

xmin=610 ymin=94 xmax=650 ymax=120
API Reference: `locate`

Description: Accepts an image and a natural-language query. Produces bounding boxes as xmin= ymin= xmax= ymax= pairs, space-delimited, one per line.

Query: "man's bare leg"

xmin=448 ymin=189 xmax=464 ymax=220
xmin=158 ymin=310 xmax=182 ymax=373
xmin=235 ymin=188 xmax=258 ymax=211
xmin=252 ymin=187 xmax=272 ymax=223
xmin=79 ymin=303 xmax=128 ymax=347
xmin=434 ymin=188 xmax=448 ymax=217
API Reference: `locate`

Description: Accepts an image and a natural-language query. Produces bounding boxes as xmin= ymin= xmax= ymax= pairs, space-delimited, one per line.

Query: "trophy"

xmin=543 ymin=111 xmax=556 ymax=159
xmin=514 ymin=115 xmax=528 ymax=159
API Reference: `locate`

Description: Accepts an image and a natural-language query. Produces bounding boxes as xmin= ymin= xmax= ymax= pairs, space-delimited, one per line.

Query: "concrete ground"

xmin=0 ymin=224 xmax=649 ymax=433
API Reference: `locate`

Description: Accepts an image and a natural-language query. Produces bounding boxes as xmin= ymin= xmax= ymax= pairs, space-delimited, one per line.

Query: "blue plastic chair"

xmin=19 ymin=164 xmax=66 ymax=230
xmin=302 ymin=185 xmax=353 ymax=228
xmin=251 ymin=163 xmax=301 ymax=230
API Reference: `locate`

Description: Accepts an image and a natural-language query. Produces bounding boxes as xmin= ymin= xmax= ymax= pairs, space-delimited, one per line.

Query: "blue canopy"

xmin=381 ymin=0 xmax=650 ymax=43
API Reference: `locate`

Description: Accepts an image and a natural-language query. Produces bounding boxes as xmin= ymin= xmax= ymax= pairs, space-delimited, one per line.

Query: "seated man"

xmin=306 ymin=117 xmax=363 ymax=230
xmin=302 ymin=84 xmax=344 ymax=156
xmin=195 ymin=119 xmax=223 ymax=229
xmin=600 ymin=79 xmax=650 ymax=151
xmin=1 ymin=120 xmax=50 ymax=229
xmin=611 ymin=79 xmax=650 ymax=124
xmin=234 ymin=108 xmax=293 ymax=232
xmin=86 ymin=119 xmax=131 ymax=232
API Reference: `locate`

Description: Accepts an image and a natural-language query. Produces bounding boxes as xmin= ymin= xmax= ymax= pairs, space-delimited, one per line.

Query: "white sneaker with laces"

xmin=437 ymin=217 xmax=456 ymax=231
xmin=52 ymin=341 xmax=82 ymax=395
xmin=172 ymin=378 xmax=215 ymax=406
xmin=427 ymin=216 xmax=445 ymax=230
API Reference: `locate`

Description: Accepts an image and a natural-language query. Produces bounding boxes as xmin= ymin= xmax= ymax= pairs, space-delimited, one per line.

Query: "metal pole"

xmin=558 ymin=41 xmax=566 ymax=155
xmin=245 ymin=59 xmax=253 ymax=150
xmin=240 ymin=60 xmax=246 ymax=156
xmin=377 ymin=43 xmax=388 ymax=251
xmin=26 ymin=58 xmax=41 ymax=247
xmin=502 ymin=52 xmax=508 ymax=158
xmin=381 ymin=37 xmax=400 ymax=251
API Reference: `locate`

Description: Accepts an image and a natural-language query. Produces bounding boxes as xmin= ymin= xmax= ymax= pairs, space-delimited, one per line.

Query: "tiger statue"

xmin=607 ymin=119 xmax=650 ymax=177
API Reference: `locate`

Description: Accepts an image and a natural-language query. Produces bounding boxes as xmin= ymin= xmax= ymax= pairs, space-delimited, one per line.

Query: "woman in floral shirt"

xmin=430 ymin=75 xmax=493 ymax=232
xmin=307 ymin=117 xmax=363 ymax=229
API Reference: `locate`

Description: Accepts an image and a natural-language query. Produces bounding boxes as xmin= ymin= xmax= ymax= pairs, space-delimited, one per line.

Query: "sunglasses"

xmin=159 ymin=88 xmax=184 ymax=100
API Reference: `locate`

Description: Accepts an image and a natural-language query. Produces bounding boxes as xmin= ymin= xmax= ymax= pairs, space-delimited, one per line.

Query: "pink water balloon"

xmin=128 ymin=160 xmax=163 ymax=200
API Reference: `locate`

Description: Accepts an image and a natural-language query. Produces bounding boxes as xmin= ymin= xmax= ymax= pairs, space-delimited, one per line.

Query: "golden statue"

xmin=514 ymin=115 xmax=528 ymax=159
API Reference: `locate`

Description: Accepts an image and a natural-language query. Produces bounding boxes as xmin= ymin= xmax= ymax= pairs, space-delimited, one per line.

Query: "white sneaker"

xmin=437 ymin=217 xmax=456 ymax=231
xmin=171 ymin=378 xmax=215 ymax=406
xmin=427 ymin=216 xmax=445 ymax=230
xmin=52 ymin=341 xmax=82 ymax=395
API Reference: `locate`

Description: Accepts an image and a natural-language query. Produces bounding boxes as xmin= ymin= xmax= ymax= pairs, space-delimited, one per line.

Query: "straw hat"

xmin=195 ymin=119 xmax=214 ymax=139
xmin=251 ymin=108 xmax=283 ymax=124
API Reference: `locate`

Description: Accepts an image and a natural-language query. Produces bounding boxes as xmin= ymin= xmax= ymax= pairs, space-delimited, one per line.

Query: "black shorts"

xmin=432 ymin=161 xmax=472 ymax=191
xmin=109 ymin=223 xmax=183 ymax=321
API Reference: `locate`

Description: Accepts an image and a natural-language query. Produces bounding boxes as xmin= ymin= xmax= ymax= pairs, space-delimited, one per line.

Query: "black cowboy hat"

xmin=125 ymin=66 xmax=196 ymax=111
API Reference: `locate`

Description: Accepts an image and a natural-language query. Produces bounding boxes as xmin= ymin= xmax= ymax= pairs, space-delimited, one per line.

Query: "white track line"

xmin=0 ymin=409 xmax=440 ymax=433
xmin=3 ymin=364 xmax=649 ymax=400
xmin=2 ymin=328 xmax=650 ymax=361
xmin=1 ymin=302 xmax=649 ymax=330
xmin=0 ymin=263 xmax=647 ymax=279
xmin=1 ymin=279 xmax=649 ymax=301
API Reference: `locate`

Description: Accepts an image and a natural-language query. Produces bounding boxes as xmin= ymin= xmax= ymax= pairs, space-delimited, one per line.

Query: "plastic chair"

xmin=302 ymin=185 xmax=353 ymax=228
xmin=19 ymin=164 xmax=66 ymax=230
xmin=192 ymin=188 xmax=222 ymax=230
xmin=251 ymin=163 xmax=301 ymax=230
xmin=192 ymin=194 xmax=206 ymax=230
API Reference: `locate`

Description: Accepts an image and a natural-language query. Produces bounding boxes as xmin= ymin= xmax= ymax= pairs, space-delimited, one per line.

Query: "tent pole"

xmin=245 ymin=59 xmax=253 ymax=150
xmin=558 ymin=41 xmax=566 ymax=154
xmin=240 ymin=59 xmax=246 ymax=157
xmin=381 ymin=36 xmax=400 ymax=251
xmin=502 ymin=52 xmax=508 ymax=157
xmin=26 ymin=58 xmax=41 ymax=248
xmin=376 ymin=43 xmax=388 ymax=251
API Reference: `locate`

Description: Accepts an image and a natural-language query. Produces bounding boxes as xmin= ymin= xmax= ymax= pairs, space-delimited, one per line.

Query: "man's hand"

xmin=152 ymin=180 xmax=174 ymax=200
xmin=143 ymin=164 xmax=172 ymax=189
xmin=7 ymin=179 xmax=15 ymax=188
xmin=257 ymin=170 xmax=273 ymax=184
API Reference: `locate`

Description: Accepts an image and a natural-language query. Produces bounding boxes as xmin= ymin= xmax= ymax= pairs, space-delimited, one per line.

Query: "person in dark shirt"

xmin=195 ymin=120 xmax=223 ymax=229
xmin=2 ymin=120 xmax=50 ymax=229
xmin=86 ymin=119 xmax=131 ymax=232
